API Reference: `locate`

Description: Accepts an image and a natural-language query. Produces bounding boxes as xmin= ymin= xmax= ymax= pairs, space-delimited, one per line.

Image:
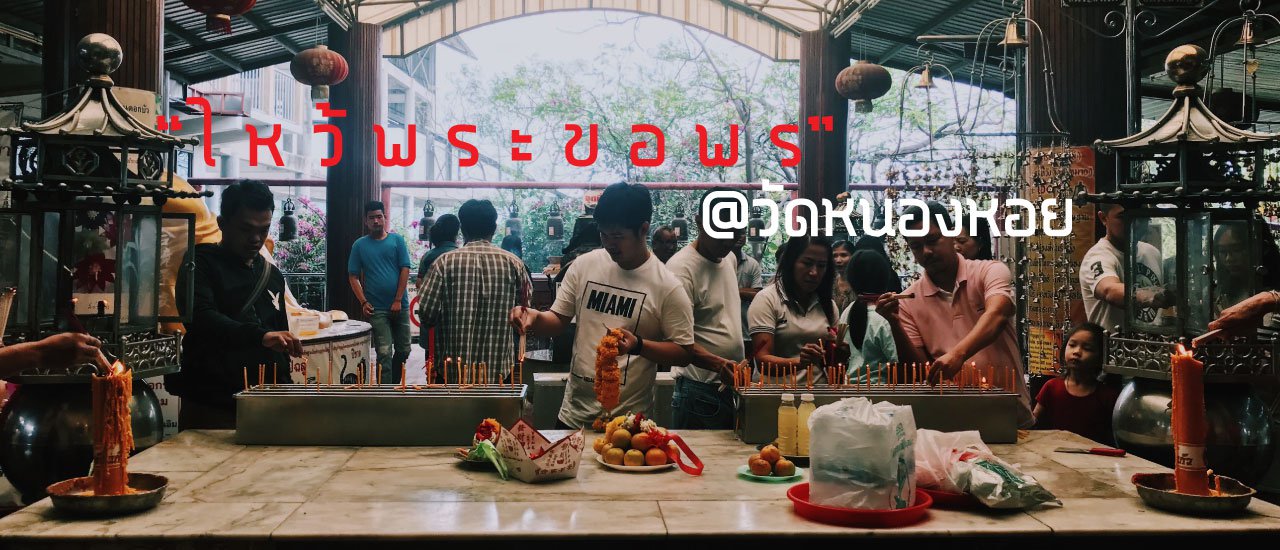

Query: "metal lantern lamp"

xmin=0 ymin=34 xmax=203 ymax=502
xmin=1085 ymin=44 xmax=1280 ymax=484
xmin=506 ymin=201 xmax=521 ymax=236
xmin=670 ymin=205 xmax=689 ymax=242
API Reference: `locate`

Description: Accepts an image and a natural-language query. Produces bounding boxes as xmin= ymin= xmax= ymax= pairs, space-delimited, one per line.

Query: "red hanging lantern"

xmin=290 ymin=45 xmax=349 ymax=100
xmin=181 ymin=0 xmax=257 ymax=35
xmin=835 ymin=60 xmax=892 ymax=113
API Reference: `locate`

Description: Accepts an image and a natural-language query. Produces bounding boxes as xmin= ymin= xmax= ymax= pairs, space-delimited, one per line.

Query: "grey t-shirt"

xmin=667 ymin=244 xmax=745 ymax=386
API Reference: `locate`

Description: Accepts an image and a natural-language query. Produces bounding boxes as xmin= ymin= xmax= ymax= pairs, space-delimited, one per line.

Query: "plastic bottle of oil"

xmin=777 ymin=393 xmax=798 ymax=455
xmin=797 ymin=393 xmax=816 ymax=456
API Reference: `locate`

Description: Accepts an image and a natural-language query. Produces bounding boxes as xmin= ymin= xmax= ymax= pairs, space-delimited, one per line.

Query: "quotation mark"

xmin=157 ymin=115 xmax=182 ymax=131
xmin=806 ymin=115 xmax=834 ymax=132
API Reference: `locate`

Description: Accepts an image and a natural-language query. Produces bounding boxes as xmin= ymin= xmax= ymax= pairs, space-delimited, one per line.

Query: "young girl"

xmin=1032 ymin=323 xmax=1121 ymax=445
xmin=841 ymin=250 xmax=899 ymax=384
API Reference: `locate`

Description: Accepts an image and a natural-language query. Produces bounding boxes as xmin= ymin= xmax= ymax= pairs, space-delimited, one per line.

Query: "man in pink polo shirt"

xmin=876 ymin=202 xmax=1033 ymax=427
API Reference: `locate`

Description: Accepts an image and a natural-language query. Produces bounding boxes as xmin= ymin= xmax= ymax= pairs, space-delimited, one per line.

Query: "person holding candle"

xmin=509 ymin=182 xmax=695 ymax=429
xmin=666 ymin=188 xmax=746 ymax=429
xmin=876 ymin=201 xmax=1033 ymax=427
xmin=418 ymin=200 xmax=531 ymax=384
xmin=748 ymin=235 xmax=847 ymax=386
xmin=840 ymin=250 xmax=899 ymax=385
xmin=0 ymin=332 xmax=104 ymax=378
xmin=1032 ymin=323 xmax=1121 ymax=445
xmin=167 ymin=180 xmax=302 ymax=430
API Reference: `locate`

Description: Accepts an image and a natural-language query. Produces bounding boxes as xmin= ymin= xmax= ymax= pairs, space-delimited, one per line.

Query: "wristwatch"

xmin=629 ymin=334 xmax=644 ymax=355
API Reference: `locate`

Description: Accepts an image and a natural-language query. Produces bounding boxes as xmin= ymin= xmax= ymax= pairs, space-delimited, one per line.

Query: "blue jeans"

xmin=369 ymin=310 xmax=411 ymax=384
xmin=671 ymin=377 xmax=735 ymax=429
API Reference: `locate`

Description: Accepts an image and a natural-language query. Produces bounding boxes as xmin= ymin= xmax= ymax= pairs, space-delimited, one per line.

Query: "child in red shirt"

xmin=1033 ymin=323 xmax=1121 ymax=446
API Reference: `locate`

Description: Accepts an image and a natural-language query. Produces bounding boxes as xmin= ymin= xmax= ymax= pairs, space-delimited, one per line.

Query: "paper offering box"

xmin=494 ymin=419 xmax=584 ymax=483
xmin=235 ymin=385 xmax=526 ymax=446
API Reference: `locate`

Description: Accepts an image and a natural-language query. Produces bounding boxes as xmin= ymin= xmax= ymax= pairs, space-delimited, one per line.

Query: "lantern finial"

xmin=77 ymin=34 xmax=123 ymax=86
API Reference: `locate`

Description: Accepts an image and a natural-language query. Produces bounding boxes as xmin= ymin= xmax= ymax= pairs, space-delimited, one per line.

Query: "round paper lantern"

xmin=836 ymin=60 xmax=893 ymax=113
xmin=181 ymin=0 xmax=257 ymax=35
xmin=289 ymin=45 xmax=349 ymax=100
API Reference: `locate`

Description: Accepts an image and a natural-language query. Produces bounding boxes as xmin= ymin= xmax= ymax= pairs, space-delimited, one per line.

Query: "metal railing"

xmin=284 ymin=272 xmax=327 ymax=311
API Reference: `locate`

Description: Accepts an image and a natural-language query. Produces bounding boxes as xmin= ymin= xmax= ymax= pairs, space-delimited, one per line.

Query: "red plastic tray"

xmin=920 ymin=487 xmax=982 ymax=509
xmin=787 ymin=483 xmax=932 ymax=528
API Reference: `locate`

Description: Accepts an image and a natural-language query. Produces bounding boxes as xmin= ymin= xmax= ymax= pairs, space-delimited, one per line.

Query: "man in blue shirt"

xmin=348 ymin=201 xmax=412 ymax=384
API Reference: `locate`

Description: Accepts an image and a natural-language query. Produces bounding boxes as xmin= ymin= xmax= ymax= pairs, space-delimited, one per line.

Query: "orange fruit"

xmin=748 ymin=453 xmax=762 ymax=466
xmin=610 ymin=428 xmax=632 ymax=450
xmin=631 ymin=432 xmax=653 ymax=452
xmin=774 ymin=458 xmax=796 ymax=477
xmin=593 ymin=437 xmax=607 ymax=454
xmin=624 ymin=449 xmax=645 ymax=467
xmin=748 ymin=458 xmax=772 ymax=476
xmin=645 ymin=447 xmax=668 ymax=466
xmin=760 ymin=445 xmax=781 ymax=465
xmin=603 ymin=447 xmax=625 ymax=465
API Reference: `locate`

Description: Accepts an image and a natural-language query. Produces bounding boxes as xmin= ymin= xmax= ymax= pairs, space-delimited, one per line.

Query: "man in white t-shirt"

xmin=665 ymin=188 xmax=746 ymax=429
xmin=1080 ymin=203 xmax=1170 ymax=333
xmin=510 ymin=183 xmax=695 ymax=429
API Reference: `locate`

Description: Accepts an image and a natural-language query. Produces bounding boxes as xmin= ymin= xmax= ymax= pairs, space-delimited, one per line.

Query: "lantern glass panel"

xmin=0 ymin=213 xmax=29 ymax=335
xmin=159 ymin=214 xmax=196 ymax=323
xmin=38 ymin=212 xmax=59 ymax=330
xmin=115 ymin=212 xmax=160 ymax=333
xmin=1211 ymin=219 xmax=1256 ymax=320
xmin=1185 ymin=213 xmax=1213 ymax=333
xmin=1127 ymin=216 xmax=1176 ymax=335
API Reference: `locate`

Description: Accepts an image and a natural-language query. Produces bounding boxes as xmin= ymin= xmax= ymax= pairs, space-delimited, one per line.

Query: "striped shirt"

xmin=417 ymin=240 xmax=532 ymax=376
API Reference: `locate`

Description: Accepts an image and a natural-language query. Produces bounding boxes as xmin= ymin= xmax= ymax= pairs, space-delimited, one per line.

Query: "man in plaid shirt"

xmin=417 ymin=199 xmax=531 ymax=383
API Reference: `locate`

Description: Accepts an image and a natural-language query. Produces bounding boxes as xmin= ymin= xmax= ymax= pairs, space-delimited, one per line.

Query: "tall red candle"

xmin=91 ymin=361 xmax=133 ymax=495
xmin=1172 ymin=345 xmax=1210 ymax=496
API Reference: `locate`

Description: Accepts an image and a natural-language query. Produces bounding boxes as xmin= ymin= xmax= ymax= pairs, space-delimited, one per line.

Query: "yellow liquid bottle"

xmin=797 ymin=393 xmax=816 ymax=456
xmin=777 ymin=393 xmax=798 ymax=455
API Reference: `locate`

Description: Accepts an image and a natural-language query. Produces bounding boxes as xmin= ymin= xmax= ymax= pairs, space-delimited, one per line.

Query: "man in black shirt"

xmin=167 ymin=180 xmax=302 ymax=429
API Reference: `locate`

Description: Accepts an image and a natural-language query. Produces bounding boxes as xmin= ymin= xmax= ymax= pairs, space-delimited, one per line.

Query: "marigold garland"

xmin=594 ymin=328 xmax=624 ymax=413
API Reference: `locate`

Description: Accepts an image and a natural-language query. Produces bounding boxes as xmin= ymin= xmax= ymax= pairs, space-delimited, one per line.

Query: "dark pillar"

xmin=1025 ymin=2 xmax=1127 ymax=161
xmin=798 ymin=30 xmax=850 ymax=204
xmin=326 ymin=22 xmax=383 ymax=317
xmin=43 ymin=0 xmax=164 ymax=114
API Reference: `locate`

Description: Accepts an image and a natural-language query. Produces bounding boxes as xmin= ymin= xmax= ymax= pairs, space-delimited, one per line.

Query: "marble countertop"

xmin=2 ymin=429 xmax=1278 ymax=545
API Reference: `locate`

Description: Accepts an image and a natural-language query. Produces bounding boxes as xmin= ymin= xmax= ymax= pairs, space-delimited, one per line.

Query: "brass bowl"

xmin=46 ymin=473 xmax=168 ymax=517
xmin=1132 ymin=472 xmax=1254 ymax=515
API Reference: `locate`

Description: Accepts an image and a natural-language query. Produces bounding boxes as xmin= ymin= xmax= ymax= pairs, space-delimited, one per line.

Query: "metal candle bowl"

xmin=1132 ymin=472 xmax=1255 ymax=515
xmin=46 ymin=473 xmax=168 ymax=517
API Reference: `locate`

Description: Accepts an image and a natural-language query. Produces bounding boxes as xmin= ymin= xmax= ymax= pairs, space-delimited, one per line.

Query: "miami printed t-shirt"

xmin=550 ymin=249 xmax=695 ymax=428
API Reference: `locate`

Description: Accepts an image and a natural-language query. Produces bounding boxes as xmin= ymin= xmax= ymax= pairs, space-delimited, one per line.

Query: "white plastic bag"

xmin=915 ymin=429 xmax=988 ymax=493
xmin=808 ymin=397 xmax=916 ymax=510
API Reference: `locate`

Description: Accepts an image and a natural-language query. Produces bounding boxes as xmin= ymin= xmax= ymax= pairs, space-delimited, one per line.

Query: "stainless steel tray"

xmin=235 ymin=384 xmax=527 ymax=446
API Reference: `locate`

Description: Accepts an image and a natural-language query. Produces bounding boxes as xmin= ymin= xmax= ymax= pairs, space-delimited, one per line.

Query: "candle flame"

xmin=1175 ymin=344 xmax=1192 ymax=358
xmin=110 ymin=360 xmax=126 ymax=376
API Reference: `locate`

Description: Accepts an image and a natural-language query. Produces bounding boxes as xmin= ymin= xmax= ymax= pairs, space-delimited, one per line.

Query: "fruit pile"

xmin=592 ymin=413 xmax=677 ymax=467
xmin=747 ymin=444 xmax=796 ymax=477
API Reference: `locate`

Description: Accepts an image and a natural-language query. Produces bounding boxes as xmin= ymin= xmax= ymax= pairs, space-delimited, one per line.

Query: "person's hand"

xmin=263 ymin=331 xmax=304 ymax=357
xmin=875 ymin=292 xmax=902 ymax=323
xmin=1209 ymin=291 xmax=1280 ymax=337
xmin=39 ymin=332 xmax=103 ymax=368
xmin=833 ymin=342 xmax=851 ymax=366
xmin=509 ymin=306 xmax=533 ymax=334
xmin=799 ymin=342 xmax=825 ymax=367
xmin=361 ymin=301 xmax=375 ymax=318
xmin=1134 ymin=287 xmax=1169 ymax=308
xmin=390 ymin=301 xmax=402 ymax=316
xmin=615 ymin=328 xmax=640 ymax=355
xmin=927 ymin=352 xmax=964 ymax=385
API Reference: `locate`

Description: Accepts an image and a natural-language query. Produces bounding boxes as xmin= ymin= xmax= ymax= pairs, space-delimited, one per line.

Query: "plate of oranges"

xmin=740 ymin=444 xmax=801 ymax=482
xmin=592 ymin=413 xmax=679 ymax=472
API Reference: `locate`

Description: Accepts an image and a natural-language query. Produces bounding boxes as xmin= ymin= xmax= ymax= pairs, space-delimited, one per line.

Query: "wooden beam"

xmin=876 ymin=0 xmax=986 ymax=64
xmin=165 ymin=19 xmax=315 ymax=60
xmin=164 ymin=20 xmax=244 ymax=73
xmin=240 ymin=11 xmax=304 ymax=55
